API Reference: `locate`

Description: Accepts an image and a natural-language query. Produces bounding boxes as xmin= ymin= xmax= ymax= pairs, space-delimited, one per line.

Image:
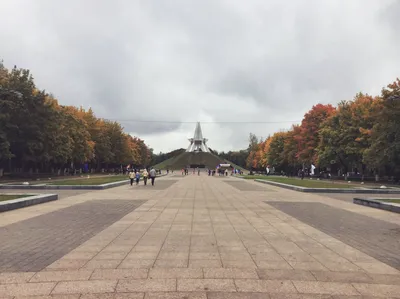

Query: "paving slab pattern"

xmin=0 ymin=175 xmax=400 ymax=298
xmin=224 ymin=180 xmax=274 ymax=191
xmin=267 ymin=201 xmax=400 ymax=270
xmin=133 ymin=179 xmax=178 ymax=190
xmin=0 ymin=199 xmax=145 ymax=272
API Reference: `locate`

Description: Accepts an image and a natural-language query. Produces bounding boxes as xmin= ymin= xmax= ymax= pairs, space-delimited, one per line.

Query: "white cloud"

xmin=1 ymin=0 xmax=399 ymax=152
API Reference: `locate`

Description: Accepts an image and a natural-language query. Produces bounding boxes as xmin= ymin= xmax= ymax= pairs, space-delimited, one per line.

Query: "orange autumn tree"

xmin=297 ymin=104 xmax=336 ymax=165
xmin=283 ymin=125 xmax=302 ymax=172
xmin=265 ymin=132 xmax=288 ymax=170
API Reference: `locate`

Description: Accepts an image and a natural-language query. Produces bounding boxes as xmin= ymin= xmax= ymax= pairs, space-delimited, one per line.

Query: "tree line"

xmin=246 ymin=79 xmax=400 ymax=180
xmin=0 ymin=63 xmax=151 ymax=177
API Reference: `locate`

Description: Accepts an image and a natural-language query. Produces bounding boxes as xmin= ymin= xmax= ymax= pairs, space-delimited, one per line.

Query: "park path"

xmin=0 ymin=174 xmax=400 ymax=298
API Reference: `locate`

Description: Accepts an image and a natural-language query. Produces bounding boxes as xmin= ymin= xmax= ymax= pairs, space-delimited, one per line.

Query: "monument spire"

xmin=186 ymin=122 xmax=210 ymax=153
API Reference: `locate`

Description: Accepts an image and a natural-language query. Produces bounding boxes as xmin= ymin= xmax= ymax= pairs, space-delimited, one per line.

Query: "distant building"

xmin=186 ymin=122 xmax=210 ymax=153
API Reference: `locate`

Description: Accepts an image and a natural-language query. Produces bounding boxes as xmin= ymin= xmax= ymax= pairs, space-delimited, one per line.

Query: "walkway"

xmin=0 ymin=175 xmax=399 ymax=298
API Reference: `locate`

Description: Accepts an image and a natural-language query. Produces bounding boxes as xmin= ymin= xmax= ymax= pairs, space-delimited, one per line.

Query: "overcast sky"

xmin=1 ymin=0 xmax=399 ymax=153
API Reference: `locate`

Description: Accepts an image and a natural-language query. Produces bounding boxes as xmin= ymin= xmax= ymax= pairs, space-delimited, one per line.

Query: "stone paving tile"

xmin=207 ymin=293 xmax=271 ymax=299
xmin=0 ymin=272 xmax=35 ymax=284
xmin=177 ymin=279 xmax=236 ymax=292
xmin=189 ymin=260 xmax=222 ymax=268
xmin=52 ymin=280 xmax=117 ymax=294
xmin=125 ymin=252 xmax=159 ymax=260
xmin=255 ymin=261 xmax=293 ymax=270
xmin=353 ymin=262 xmax=400 ymax=275
xmin=101 ymin=245 xmax=134 ymax=253
xmin=257 ymin=269 xmax=316 ymax=281
xmin=145 ymin=292 xmax=207 ymax=299
xmin=189 ymin=252 xmax=220 ymax=260
xmin=94 ymin=252 xmax=128 ymax=260
xmin=83 ymin=259 xmax=122 ymax=270
xmin=149 ymin=268 xmax=203 ymax=279
xmin=352 ymin=283 xmax=400 ymax=298
xmin=30 ymin=270 xmax=93 ymax=282
xmin=270 ymin=295 xmax=333 ymax=299
xmin=45 ymin=260 xmax=89 ymax=271
xmin=116 ymin=279 xmax=176 ymax=292
xmin=318 ymin=262 xmax=364 ymax=272
xmin=153 ymin=259 xmax=188 ymax=268
xmin=310 ymin=271 xmax=373 ymax=284
xmin=288 ymin=261 xmax=329 ymax=271
xmin=90 ymin=269 xmax=148 ymax=280
xmin=61 ymin=252 xmax=98 ymax=260
xmin=365 ymin=273 xmax=400 ymax=285
xmin=224 ymin=181 xmax=273 ymax=191
xmin=331 ymin=296 xmax=393 ymax=299
xmin=14 ymin=295 xmax=81 ymax=299
xmin=203 ymin=268 xmax=258 ymax=279
xmin=118 ymin=259 xmax=155 ymax=269
xmin=222 ymin=260 xmax=257 ymax=269
xmin=80 ymin=294 xmax=144 ymax=299
xmin=234 ymin=279 xmax=297 ymax=293
xmin=0 ymin=282 xmax=56 ymax=297
xmin=292 ymin=281 xmax=360 ymax=296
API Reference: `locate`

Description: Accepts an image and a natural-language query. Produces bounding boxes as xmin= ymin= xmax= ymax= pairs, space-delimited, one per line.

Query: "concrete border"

xmin=0 ymin=179 xmax=129 ymax=190
xmin=353 ymin=197 xmax=400 ymax=214
xmin=0 ymin=174 xmax=169 ymax=190
xmin=0 ymin=193 xmax=58 ymax=212
xmin=254 ymin=179 xmax=400 ymax=194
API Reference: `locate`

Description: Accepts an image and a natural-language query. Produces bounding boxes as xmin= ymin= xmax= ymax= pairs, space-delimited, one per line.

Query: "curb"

xmin=353 ymin=197 xmax=400 ymax=214
xmin=0 ymin=193 xmax=58 ymax=212
xmin=254 ymin=179 xmax=400 ymax=194
xmin=0 ymin=174 xmax=169 ymax=190
xmin=0 ymin=180 xmax=129 ymax=190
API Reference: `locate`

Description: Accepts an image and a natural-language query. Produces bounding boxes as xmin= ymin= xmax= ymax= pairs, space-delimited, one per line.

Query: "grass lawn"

xmin=243 ymin=175 xmax=355 ymax=188
xmin=0 ymin=194 xmax=31 ymax=202
xmin=49 ymin=175 xmax=128 ymax=186
xmin=375 ymin=198 xmax=400 ymax=204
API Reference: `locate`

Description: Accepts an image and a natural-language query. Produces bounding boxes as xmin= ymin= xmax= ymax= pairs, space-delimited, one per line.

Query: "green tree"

xmin=364 ymin=79 xmax=400 ymax=177
xmin=318 ymin=94 xmax=380 ymax=174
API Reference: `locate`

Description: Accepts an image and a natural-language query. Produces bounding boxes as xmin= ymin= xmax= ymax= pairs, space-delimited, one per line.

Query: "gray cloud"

xmin=1 ymin=0 xmax=399 ymax=152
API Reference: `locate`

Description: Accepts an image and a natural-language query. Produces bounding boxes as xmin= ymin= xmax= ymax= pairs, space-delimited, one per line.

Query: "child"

xmin=135 ymin=171 xmax=140 ymax=185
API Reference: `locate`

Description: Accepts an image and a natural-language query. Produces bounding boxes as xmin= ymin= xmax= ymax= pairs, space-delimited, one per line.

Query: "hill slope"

xmin=153 ymin=151 xmax=247 ymax=171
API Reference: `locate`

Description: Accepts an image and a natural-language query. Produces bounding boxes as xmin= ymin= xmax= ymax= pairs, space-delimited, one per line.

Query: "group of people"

xmin=129 ymin=167 xmax=157 ymax=186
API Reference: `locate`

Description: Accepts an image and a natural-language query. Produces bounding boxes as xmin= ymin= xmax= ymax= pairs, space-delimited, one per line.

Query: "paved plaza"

xmin=1 ymin=175 xmax=400 ymax=298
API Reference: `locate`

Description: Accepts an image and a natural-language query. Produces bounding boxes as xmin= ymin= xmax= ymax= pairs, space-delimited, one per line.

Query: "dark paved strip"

xmin=0 ymin=199 xmax=146 ymax=272
xmin=225 ymin=181 xmax=273 ymax=191
xmin=134 ymin=179 xmax=178 ymax=190
xmin=267 ymin=201 xmax=400 ymax=270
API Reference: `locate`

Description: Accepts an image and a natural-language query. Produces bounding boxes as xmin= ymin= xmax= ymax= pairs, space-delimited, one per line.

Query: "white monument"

xmin=186 ymin=122 xmax=210 ymax=153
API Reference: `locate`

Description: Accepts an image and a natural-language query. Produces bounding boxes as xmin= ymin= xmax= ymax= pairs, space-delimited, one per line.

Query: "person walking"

xmin=129 ymin=170 xmax=135 ymax=186
xmin=143 ymin=169 xmax=149 ymax=185
xmin=135 ymin=171 xmax=140 ymax=185
xmin=149 ymin=167 xmax=156 ymax=186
